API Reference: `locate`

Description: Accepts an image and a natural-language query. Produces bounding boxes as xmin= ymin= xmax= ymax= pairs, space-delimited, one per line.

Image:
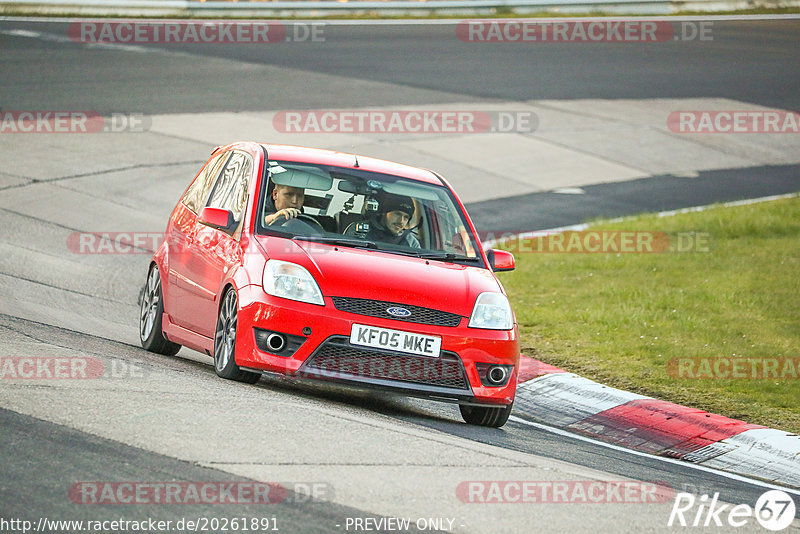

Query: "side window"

xmin=181 ymin=152 xmax=230 ymax=213
xmin=206 ymin=151 xmax=253 ymax=225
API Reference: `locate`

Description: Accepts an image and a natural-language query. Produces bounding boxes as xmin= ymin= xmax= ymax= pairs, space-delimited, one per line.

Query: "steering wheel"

xmin=292 ymin=213 xmax=325 ymax=231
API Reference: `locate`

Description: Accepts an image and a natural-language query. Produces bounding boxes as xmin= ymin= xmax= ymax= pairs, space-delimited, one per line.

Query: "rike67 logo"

xmin=668 ymin=490 xmax=796 ymax=531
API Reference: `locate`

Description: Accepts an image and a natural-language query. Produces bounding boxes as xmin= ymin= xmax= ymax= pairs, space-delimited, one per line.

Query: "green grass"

xmin=498 ymin=196 xmax=800 ymax=434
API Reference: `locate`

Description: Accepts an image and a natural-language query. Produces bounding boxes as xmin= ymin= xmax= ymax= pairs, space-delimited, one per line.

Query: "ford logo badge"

xmin=387 ymin=307 xmax=411 ymax=318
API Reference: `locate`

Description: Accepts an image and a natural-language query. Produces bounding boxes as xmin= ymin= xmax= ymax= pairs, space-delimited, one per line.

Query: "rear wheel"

xmin=460 ymin=401 xmax=513 ymax=428
xmin=213 ymin=289 xmax=260 ymax=384
xmin=139 ymin=265 xmax=181 ymax=356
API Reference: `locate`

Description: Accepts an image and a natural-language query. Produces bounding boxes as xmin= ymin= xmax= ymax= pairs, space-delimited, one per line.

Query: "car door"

xmin=167 ymin=151 xmax=230 ymax=329
xmin=179 ymin=151 xmax=253 ymax=338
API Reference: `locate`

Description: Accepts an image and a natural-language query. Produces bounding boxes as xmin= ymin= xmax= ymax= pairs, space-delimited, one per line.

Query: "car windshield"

xmin=254 ymin=160 xmax=483 ymax=265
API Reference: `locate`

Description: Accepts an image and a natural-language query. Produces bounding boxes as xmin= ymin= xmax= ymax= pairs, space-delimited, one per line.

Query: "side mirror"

xmin=486 ymin=249 xmax=515 ymax=272
xmin=198 ymin=207 xmax=237 ymax=234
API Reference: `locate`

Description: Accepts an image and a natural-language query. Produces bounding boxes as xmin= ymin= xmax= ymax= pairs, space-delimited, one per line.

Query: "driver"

xmin=264 ymin=184 xmax=305 ymax=226
xmin=365 ymin=193 xmax=420 ymax=248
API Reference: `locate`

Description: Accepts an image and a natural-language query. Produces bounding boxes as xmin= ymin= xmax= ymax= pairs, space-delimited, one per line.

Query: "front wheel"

xmin=139 ymin=265 xmax=181 ymax=356
xmin=460 ymin=401 xmax=513 ymax=428
xmin=213 ymin=289 xmax=260 ymax=384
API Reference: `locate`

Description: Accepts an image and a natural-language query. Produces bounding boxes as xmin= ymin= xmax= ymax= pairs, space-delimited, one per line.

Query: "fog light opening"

xmin=487 ymin=365 xmax=508 ymax=385
xmin=266 ymin=333 xmax=286 ymax=352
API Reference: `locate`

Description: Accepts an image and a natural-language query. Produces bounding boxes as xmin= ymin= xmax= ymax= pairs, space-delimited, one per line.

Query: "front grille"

xmin=331 ymin=297 xmax=462 ymax=327
xmin=300 ymin=337 xmax=469 ymax=390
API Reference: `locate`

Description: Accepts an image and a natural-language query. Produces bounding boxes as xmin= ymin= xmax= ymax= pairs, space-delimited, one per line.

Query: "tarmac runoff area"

xmin=4 ymin=97 xmax=799 ymax=203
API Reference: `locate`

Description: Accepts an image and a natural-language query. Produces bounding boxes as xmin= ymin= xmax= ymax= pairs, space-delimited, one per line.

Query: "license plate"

xmin=349 ymin=323 xmax=441 ymax=358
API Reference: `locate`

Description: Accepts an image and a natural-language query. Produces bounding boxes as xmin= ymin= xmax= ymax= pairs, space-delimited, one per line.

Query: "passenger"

xmin=264 ymin=184 xmax=305 ymax=226
xmin=365 ymin=193 xmax=421 ymax=248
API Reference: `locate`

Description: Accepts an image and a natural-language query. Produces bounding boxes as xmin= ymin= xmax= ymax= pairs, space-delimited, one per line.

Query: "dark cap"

xmin=378 ymin=193 xmax=415 ymax=216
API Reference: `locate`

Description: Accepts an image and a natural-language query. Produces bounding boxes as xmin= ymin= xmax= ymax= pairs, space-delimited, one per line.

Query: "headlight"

xmin=468 ymin=292 xmax=513 ymax=330
xmin=263 ymin=260 xmax=324 ymax=306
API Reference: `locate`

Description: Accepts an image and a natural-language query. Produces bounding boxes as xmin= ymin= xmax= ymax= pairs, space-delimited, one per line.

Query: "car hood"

xmin=256 ymin=236 xmax=502 ymax=317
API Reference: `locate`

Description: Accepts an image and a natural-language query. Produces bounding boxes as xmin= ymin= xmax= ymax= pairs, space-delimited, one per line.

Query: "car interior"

xmin=258 ymin=160 xmax=480 ymax=259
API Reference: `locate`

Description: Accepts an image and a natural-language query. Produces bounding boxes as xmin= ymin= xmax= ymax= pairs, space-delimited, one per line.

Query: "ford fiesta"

xmin=139 ymin=142 xmax=519 ymax=427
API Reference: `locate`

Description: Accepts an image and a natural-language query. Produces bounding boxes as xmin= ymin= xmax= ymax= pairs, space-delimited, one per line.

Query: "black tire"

xmin=460 ymin=401 xmax=513 ymax=428
xmin=213 ymin=289 xmax=260 ymax=384
xmin=139 ymin=265 xmax=181 ymax=356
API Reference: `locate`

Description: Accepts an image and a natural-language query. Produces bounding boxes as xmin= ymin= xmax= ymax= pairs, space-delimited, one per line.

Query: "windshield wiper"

xmin=377 ymin=248 xmax=423 ymax=257
xmin=418 ymin=252 xmax=482 ymax=262
xmin=292 ymin=235 xmax=378 ymax=249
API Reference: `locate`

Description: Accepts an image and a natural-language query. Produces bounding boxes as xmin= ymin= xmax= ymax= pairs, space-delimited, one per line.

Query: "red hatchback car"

xmin=139 ymin=142 xmax=519 ymax=427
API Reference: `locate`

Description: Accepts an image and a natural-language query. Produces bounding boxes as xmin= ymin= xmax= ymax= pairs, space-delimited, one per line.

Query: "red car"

xmin=139 ymin=142 xmax=519 ymax=427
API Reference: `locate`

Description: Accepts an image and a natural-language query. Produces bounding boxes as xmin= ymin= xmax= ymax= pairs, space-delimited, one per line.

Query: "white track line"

xmin=510 ymin=415 xmax=800 ymax=496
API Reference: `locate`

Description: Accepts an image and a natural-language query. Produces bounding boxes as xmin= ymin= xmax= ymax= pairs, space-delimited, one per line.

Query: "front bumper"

xmin=234 ymin=284 xmax=519 ymax=405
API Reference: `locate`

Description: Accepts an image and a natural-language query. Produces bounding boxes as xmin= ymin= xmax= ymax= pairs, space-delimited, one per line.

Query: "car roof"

xmin=259 ymin=143 xmax=445 ymax=186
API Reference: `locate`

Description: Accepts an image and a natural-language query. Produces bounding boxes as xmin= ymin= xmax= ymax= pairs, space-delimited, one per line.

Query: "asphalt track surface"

xmin=1 ymin=17 xmax=799 ymax=533
xmin=3 ymin=19 xmax=799 ymax=112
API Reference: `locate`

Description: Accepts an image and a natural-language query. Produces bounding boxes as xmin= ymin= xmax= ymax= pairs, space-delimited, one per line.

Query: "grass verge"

xmin=498 ymin=195 xmax=800 ymax=434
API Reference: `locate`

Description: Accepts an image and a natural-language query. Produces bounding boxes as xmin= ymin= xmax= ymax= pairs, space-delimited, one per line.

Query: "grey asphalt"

xmin=0 ymin=314 xmax=784 ymax=531
xmin=468 ymin=163 xmax=800 ymax=232
xmin=1 ymin=19 xmax=799 ymax=113
xmin=2 ymin=406 xmax=427 ymax=534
